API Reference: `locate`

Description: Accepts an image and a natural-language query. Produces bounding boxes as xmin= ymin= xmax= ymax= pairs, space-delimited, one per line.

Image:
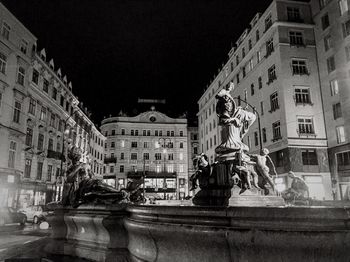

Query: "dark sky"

xmin=3 ymin=0 xmax=272 ymax=125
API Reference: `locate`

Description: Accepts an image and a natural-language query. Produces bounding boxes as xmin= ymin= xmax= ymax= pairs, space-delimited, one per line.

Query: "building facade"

xmin=187 ymin=126 xmax=199 ymax=195
xmin=310 ymin=0 xmax=350 ymax=200
xmin=0 ymin=3 xmax=103 ymax=208
xmin=89 ymin=125 xmax=106 ymax=178
xmin=101 ymin=109 xmax=189 ymax=200
xmin=197 ymin=0 xmax=333 ymax=200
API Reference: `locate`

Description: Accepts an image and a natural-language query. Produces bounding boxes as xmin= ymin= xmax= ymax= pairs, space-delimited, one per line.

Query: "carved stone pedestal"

xmin=192 ymin=161 xmax=234 ymax=206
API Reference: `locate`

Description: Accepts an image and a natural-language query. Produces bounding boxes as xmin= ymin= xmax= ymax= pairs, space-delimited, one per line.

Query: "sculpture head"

xmin=261 ymin=148 xmax=269 ymax=155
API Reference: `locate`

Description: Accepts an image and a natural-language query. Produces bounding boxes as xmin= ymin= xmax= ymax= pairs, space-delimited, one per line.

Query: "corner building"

xmin=310 ymin=0 xmax=350 ymax=200
xmin=101 ymin=110 xmax=189 ymax=200
xmin=198 ymin=0 xmax=332 ymax=200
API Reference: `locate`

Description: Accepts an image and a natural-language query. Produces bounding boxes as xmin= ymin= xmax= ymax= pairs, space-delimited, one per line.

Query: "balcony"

xmin=47 ymin=150 xmax=64 ymax=161
xmin=104 ymin=157 xmax=117 ymax=164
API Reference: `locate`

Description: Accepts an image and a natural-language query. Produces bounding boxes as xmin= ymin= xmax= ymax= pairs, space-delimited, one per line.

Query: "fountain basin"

xmin=45 ymin=204 xmax=129 ymax=262
xmin=126 ymin=205 xmax=350 ymax=262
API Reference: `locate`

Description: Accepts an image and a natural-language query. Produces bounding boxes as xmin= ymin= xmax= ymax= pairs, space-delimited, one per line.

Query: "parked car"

xmin=0 ymin=207 xmax=27 ymax=226
xmin=19 ymin=205 xmax=52 ymax=224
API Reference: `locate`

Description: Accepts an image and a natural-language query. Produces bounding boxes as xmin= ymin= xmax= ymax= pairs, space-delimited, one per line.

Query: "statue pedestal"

xmin=192 ymin=162 xmax=233 ymax=206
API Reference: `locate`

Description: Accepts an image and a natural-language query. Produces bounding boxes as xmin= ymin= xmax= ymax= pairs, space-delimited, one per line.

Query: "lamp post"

xmin=158 ymin=138 xmax=171 ymax=200
xmin=233 ymin=96 xmax=263 ymax=151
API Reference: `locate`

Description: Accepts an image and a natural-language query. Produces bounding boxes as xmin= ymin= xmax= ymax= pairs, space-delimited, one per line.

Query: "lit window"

xmin=179 ymin=153 xmax=183 ymax=160
xmin=339 ymin=0 xmax=349 ymax=15
xmin=336 ymin=126 xmax=346 ymax=143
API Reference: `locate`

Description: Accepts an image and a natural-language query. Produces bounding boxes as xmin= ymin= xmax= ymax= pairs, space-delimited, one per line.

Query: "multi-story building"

xmin=187 ymin=126 xmax=199 ymax=195
xmin=0 ymin=3 xmax=103 ymax=208
xmin=101 ymin=108 xmax=189 ymax=200
xmin=89 ymin=125 xmax=106 ymax=178
xmin=198 ymin=0 xmax=333 ymax=200
xmin=0 ymin=3 xmax=37 ymax=207
xmin=310 ymin=0 xmax=350 ymax=200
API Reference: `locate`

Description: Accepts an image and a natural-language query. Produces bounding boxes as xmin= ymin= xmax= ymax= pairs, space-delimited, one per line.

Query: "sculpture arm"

xmin=266 ymin=155 xmax=278 ymax=177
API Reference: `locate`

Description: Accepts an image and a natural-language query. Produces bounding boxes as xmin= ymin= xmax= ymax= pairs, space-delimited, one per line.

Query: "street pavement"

xmin=0 ymin=223 xmax=50 ymax=261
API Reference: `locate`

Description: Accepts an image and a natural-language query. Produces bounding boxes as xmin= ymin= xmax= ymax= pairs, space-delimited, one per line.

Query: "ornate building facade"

xmin=101 ymin=109 xmax=189 ymax=200
xmin=0 ymin=3 xmax=104 ymax=208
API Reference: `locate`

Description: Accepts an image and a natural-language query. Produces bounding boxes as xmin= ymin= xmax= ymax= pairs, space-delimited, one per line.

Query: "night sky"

xmin=2 ymin=0 xmax=272 ymax=125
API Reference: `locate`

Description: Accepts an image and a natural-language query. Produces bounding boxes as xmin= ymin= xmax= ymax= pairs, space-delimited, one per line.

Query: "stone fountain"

xmin=45 ymin=84 xmax=350 ymax=261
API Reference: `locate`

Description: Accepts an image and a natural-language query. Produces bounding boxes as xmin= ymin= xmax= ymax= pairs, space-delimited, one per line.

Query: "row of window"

xmin=24 ymin=159 xmax=58 ymax=182
xmin=25 ymin=126 xmax=89 ymax=153
xmin=106 ymin=129 xmax=184 ymax=137
xmin=31 ymin=68 xmax=75 ymax=117
xmin=89 ymin=147 xmax=103 ymax=161
xmin=1 ymin=21 xmax=29 ymax=55
xmin=107 ymin=152 xmax=185 ymax=161
xmin=107 ymin=140 xmax=185 ymax=149
xmin=200 ymin=27 xmax=309 ymax=110
xmin=107 ymin=164 xmax=185 ymax=174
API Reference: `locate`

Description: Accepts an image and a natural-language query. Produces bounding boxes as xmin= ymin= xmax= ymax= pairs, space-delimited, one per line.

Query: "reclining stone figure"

xmin=61 ymin=146 xmax=137 ymax=207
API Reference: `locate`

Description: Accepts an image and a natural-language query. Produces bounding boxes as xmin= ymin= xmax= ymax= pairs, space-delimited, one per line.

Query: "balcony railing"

xmin=104 ymin=157 xmax=117 ymax=164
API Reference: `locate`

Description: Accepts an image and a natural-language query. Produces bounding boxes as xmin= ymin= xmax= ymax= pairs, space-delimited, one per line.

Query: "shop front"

xmin=18 ymin=182 xmax=48 ymax=209
xmin=0 ymin=169 xmax=21 ymax=208
xmin=127 ymin=171 xmax=177 ymax=200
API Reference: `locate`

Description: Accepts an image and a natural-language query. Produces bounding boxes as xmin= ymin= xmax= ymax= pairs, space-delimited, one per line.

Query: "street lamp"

xmin=158 ymin=138 xmax=171 ymax=199
xmin=233 ymin=96 xmax=263 ymax=151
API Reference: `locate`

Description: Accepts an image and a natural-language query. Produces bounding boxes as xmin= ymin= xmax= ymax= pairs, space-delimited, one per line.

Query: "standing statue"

xmin=249 ymin=148 xmax=277 ymax=193
xmin=215 ymin=82 xmax=256 ymax=156
xmin=61 ymin=146 xmax=131 ymax=207
xmin=192 ymin=81 xmax=280 ymax=206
